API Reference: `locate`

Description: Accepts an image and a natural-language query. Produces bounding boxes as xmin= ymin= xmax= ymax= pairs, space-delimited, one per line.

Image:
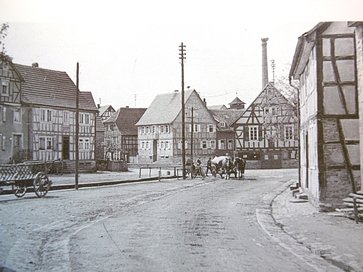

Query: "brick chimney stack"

xmin=261 ymin=38 xmax=269 ymax=89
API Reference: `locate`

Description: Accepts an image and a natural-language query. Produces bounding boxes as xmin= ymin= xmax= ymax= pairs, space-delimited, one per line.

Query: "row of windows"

xmin=40 ymin=109 xmax=91 ymax=125
xmin=140 ymin=141 xmax=171 ymax=150
xmin=140 ymin=139 xmax=220 ymax=151
xmin=139 ymin=125 xmax=170 ymax=134
xmin=39 ymin=136 xmax=91 ymax=151
xmin=239 ymin=150 xmax=297 ymax=160
xmin=139 ymin=124 xmax=216 ymax=134
xmin=188 ymin=124 xmax=216 ymax=133
xmin=247 ymin=125 xmax=295 ymax=141
xmin=0 ymin=106 xmax=21 ymax=123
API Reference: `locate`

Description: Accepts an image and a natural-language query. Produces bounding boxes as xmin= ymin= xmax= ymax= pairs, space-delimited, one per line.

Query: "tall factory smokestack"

xmin=261 ymin=38 xmax=269 ymax=89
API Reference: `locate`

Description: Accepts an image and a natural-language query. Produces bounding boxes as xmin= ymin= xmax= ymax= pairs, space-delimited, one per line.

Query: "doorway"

xmin=152 ymin=140 xmax=157 ymax=162
xmin=62 ymin=136 xmax=70 ymax=160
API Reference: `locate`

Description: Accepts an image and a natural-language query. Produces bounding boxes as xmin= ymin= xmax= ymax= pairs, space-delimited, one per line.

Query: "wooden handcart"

xmin=0 ymin=162 xmax=52 ymax=198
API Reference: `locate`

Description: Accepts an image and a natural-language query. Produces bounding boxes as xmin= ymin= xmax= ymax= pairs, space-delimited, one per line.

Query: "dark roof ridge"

xmin=14 ymin=62 xmax=68 ymax=74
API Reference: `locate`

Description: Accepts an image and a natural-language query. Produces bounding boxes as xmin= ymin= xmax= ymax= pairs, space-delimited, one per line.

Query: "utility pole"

xmin=75 ymin=62 xmax=79 ymax=190
xmin=179 ymin=42 xmax=186 ymax=179
xmin=190 ymin=107 xmax=194 ymax=166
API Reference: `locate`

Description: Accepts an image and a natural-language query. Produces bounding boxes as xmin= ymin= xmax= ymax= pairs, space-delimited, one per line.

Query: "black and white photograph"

xmin=0 ymin=0 xmax=363 ymax=271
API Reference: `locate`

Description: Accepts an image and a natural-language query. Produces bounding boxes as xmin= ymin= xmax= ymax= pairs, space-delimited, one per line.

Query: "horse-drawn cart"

xmin=0 ymin=162 xmax=52 ymax=198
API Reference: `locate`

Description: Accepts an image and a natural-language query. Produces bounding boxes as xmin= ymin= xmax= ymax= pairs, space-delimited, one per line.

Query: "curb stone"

xmin=256 ymin=180 xmax=343 ymax=272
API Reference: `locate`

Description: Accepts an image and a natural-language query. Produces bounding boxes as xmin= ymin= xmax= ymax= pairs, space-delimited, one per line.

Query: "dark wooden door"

xmin=62 ymin=136 xmax=70 ymax=160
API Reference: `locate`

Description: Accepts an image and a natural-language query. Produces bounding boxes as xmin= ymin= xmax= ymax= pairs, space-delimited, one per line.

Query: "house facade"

xmin=98 ymin=105 xmax=115 ymax=122
xmin=136 ymin=90 xmax=217 ymax=164
xmin=95 ymin=115 xmax=106 ymax=160
xmin=103 ymin=107 xmax=146 ymax=163
xmin=1 ymin=62 xmax=99 ymax=168
xmin=289 ymin=22 xmax=361 ymax=210
xmin=210 ymin=103 xmax=244 ymax=157
xmin=233 ymin=83 xmax=299 ymax=169
xmin=0 ymin=54 xmax=25 ymax=164
xmin=350 ymin=22 xmax=363 ymax=191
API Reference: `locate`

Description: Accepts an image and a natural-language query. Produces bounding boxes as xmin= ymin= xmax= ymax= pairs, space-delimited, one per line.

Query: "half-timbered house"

xmin=98 ymin=104 xmax=116 ymax=122
xmin=13 ymin=63 xmax=98 ymax=168
xmin=95 ymin=115 xmax=106 ymax=160
xmin=0 ymin=54 xmax=25 ymax=164
xmin=136 ymin=89 xmax=217 ymax=164
xmin=289 ymin=22 xmax=361 ymax=210
xmin=103 ymin=107 xmax=146 ymax=163
xmin=233 ymin=83 xmax=298 ymax=169
xmin=350 ymin=22 xmax=363 ymax=191
xmin=209 ymin=100 xmax=244 ymax=157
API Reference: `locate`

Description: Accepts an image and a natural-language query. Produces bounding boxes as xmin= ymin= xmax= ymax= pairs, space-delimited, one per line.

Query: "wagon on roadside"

xmin=0 ymin=162 xmax=52 ymax=198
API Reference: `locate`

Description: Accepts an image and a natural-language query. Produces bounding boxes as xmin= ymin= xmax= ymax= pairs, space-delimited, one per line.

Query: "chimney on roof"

xmin=97 ymin=104 xmax=100 ymax=109
xmin=261 ymin=38 xmax=269 ymax=89
xmin=32 ymin=62 xmax=39 ymax=68
xmin=174 ymin=90 xmax=179 ymax=93
xmin=126 ymin=106 xmax=129 ymax=108
xmin=203 ymin=98 xmax=207 ymax=106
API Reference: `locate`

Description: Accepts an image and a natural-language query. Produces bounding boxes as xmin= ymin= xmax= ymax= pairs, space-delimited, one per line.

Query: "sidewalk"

xmin=272 ymin=185 xmax=363 ymax=271
xmin=48 ymin=167 xmax=177 ymax=188
xmin=0 ymin=167 xmax=178 ymax=195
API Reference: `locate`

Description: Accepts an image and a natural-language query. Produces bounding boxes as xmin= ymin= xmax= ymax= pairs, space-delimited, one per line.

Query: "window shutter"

xmin=243 ymin=126 xmax=249 ymax=141
xmin=258 ymin=126 xmax=263 ymax=141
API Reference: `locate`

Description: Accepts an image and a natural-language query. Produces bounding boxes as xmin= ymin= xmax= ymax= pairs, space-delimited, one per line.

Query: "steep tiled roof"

xmin=136 ymin=90 xmax=193 ymax=126
xmin=98 ymin=105 xmax=115 ymax=116
xmin=115 ymin=107 xmax=147 ymax=135
xmin=14 ymin=64 xmax=97 ymax=111
xmin=229 ymin=97 xmax=245 ymax=105
xmin=208 ymin=105 xmax=227 ymax=110
xmin=210 ymin=109 xmax=244 ymax=127
xmin=103 ymin=110 xmax=118 ymax=123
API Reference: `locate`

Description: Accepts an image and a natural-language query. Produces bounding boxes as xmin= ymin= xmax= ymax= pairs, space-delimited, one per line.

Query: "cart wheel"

xmin=12 ymin=184 xmax=27 ymax=198
xmin=33 ymin=172 xmax=51 ymax=198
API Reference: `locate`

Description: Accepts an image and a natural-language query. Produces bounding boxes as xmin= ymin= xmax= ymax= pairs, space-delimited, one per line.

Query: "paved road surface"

xmin=0 ymin=169 xmax=341 ymax=271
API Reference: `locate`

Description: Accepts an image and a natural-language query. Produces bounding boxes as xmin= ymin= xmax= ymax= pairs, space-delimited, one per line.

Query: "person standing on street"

xmin=206 ymin=157 xmax=212 ymax=176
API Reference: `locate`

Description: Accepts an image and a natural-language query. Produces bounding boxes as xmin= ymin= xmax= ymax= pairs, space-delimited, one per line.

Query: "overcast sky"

xmin=1 ymin=0 xmax=362 ymax=109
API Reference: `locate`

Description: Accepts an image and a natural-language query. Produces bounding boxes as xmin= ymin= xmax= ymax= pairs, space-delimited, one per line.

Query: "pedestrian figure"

xmin=206 ymin=157 xmax=212 ymax=176
xmin=193 ymin=158 xmax=205 ymax=179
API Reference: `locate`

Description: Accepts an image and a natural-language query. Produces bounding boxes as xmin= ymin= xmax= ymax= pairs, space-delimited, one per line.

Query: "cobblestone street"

xmin=1 ymin=169 xmax=356 ymax=272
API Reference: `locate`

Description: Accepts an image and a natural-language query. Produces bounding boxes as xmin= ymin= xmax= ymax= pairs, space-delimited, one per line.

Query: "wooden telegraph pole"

xmin=190 ymin=107 xmax=194 ymax=167
xmin=75 ymin=62 xmax=79 ymax=190
xmin=179 ymin=43 xmax=186 ymax=179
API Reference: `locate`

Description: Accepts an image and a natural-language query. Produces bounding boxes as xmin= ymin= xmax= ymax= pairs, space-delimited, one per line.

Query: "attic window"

xmin=220 ymin=122 xmax=226 ymax=127
xmin=1 ymin=79 xmax=9 ymax=96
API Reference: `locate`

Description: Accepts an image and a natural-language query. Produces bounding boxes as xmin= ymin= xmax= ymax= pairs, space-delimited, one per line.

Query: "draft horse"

xmin=211 ymin=156 xmax=234 ymax=179
xmin=234 ymin=157 xmax=246 ymax=179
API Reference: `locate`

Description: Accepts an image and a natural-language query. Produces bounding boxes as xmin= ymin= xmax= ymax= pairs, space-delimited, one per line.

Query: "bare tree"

xmin=273 ymin=63 xmax=299 ymax=105
xmin=0 ymin=23 xmax=9 ymax=54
